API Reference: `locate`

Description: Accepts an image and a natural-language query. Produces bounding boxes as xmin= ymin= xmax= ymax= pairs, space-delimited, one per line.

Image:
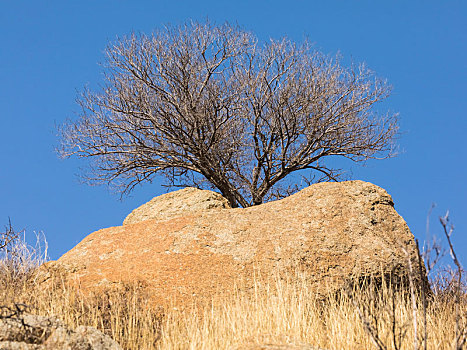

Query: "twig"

xmin=0 ymin=218 xmax=19 ymax=251
xmin=0 ymin=303 xmax=30 ymax=319
xmin=415 ymin=239 xmax=428 ymax=350
xmin=439 ymin=212 xmax=464 ymax=350
xmin=403 ymin=246 xmax=419 ymax=350
xmin=345 ymin=284 xmax=387 ymax=350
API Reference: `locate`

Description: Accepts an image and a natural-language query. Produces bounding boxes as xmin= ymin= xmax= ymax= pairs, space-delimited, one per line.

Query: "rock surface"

xmin=54 ymin=181 xmax=423 ymax=306
xmin=123 ymin=187 xmax=231 ymax=225
xmin=0 ymin=313 xmax=121 ymax=349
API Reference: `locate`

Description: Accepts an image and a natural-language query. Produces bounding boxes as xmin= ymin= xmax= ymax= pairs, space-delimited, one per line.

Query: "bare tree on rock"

xmin=58 ymin=21 xmax=398 ymax=208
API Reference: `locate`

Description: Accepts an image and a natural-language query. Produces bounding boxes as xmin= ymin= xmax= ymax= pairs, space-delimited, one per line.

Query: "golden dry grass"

xmin=1 ymin=230 xmax=466 ymax=349
xmin=1 ymin=259 xmax=465 ymax=350
xmin=156 ymin=272 xmax=466 ymax=350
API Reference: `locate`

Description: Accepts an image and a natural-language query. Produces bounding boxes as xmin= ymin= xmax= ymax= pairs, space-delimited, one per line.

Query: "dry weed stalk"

xmin=439 ymin=212 xmax=466 ymax=350
xmin=344 ymin=281 xmax=387 ymax=350
xmin=403 ymin=244 xmax=419 ymax=350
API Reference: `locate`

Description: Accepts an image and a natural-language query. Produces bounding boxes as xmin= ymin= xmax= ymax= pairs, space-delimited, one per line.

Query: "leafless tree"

xmin=58 ymin=21 xmax=398 ymax=208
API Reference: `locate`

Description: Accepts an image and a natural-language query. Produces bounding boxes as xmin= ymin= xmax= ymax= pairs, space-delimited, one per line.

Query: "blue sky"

xmin=1 ymin=1 xmax=466 ymax=265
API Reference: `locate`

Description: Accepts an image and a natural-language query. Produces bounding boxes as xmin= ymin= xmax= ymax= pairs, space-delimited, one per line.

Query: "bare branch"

xmin=58 ymin=21 xmax=398 ymax=207
xmin=0 ymin=218 xmax=19 ymax=252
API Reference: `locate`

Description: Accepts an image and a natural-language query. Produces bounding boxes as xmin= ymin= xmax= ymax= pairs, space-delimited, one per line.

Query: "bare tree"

xmin=58 ymin=21 xmax=398 ymax=208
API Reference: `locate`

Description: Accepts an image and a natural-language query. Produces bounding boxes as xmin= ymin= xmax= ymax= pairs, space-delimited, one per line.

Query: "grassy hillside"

xmin=1 ymin=221 xmax=465 ymax=349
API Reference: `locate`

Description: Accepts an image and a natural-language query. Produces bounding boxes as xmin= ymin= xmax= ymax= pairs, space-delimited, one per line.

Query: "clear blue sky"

xmin=1 ymin=1 xmax=466 ymax=264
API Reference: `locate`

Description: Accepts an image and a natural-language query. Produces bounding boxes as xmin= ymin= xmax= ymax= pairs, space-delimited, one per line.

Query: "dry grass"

xmin=156 ymin=272 xmax=466 ymax=350
xmin=1 ymin=230 xmax=465 ymax=349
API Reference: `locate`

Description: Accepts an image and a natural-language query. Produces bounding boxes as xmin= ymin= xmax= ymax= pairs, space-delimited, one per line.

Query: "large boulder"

xmin=53 ymin=181 xmax=423 ymax=306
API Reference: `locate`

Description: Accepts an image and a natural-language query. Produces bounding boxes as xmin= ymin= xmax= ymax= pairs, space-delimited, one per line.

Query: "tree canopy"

xmin=59 ymin=21 xmax=398 ymax=208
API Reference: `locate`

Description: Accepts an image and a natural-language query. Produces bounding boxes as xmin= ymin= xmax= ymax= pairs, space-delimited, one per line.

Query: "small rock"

xmin=0 ymin=313 xmax=121 ymax=350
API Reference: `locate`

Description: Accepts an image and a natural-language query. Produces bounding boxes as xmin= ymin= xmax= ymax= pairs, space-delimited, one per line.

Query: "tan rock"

xmin=55 ymin=181 xmax=424 ymax=307
xmin=123 ymin=187 xmax=231 ymax=225
xmin=0 ymin=313 xmax=121 ymax=350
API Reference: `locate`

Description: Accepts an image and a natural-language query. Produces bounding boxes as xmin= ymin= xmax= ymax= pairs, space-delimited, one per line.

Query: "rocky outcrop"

xmin=54 ymin=181 xmax=424 ymax=306
xmin=123 ymin=187 xmax=231 ymax=225
xmin=0 ymin=313 xmax=121 ymax=349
